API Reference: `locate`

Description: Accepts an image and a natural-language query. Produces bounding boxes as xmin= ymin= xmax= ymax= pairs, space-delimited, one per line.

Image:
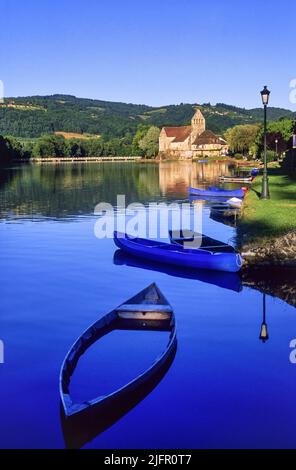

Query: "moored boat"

xmin=189 ymin=186 xmax=245 ymax=198
xmin=219 ymin=176 xmax=253 ymax=183
xmin=226 ymin=197 xmax=243 ymax=209
xmin=114 ymin=231 xmax=243 ymax=273
xmin=60 ymin=283 xmax=177 ymax=419
xmin=168 ymin=229 xmax=237 ymax=253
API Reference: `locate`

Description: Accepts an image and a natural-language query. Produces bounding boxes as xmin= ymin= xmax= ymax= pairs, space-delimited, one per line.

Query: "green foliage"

xmin=225 ymin=124 xmax=261 ymax=156
xmin=0 ymin=135 xmax=24 ymax=163
xmin=0 ymin=95 xmax=294 ymax=140
xmin=255 ymin=118 xmax=293 ymax=159
xmin=260 ymin=150 xmax=277 ymax=163
xmin=138 ymin=126 xmax=160 ymax=158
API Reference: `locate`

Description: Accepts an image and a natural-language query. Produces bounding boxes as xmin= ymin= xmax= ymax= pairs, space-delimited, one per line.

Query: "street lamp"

xmin=259 ymin=293 xmax=269 ymax=343
xmin=260 ymin=86 xmax=271 ymax=199
xmin=275 ymin=139 xmax=278 ymax=160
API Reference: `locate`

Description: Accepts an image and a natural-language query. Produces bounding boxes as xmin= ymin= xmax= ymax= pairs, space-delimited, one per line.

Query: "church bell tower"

xmin=191 ymin=109 xmax=206 ymax=142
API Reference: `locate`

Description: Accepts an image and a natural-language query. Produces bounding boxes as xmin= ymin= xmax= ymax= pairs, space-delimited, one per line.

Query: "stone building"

xmin=159 ymin=108 xmax=228 ymax=159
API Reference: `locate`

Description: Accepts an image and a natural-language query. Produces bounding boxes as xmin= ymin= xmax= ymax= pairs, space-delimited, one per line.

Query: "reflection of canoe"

xmin=189 ymin=186 xmax=245 ymax=198
xmin=219 ymin=176 xmax=253 ymax=183
xmin=189 ymin=194 xmax=230 ymax=203
xmin=210 ymin=211 xmax=237 ymax=228
xmin=61 ymin=339 xmax=176 ymax=449
xmin=60 ymin=283 xmax=177 ymax=421
xmin=113 ymin=250 xmax=243 ymax=293
xmin=114 ymin=231 xmax=243 ymax=273
xmin=168 ymin=229 xmax=237 ymax=253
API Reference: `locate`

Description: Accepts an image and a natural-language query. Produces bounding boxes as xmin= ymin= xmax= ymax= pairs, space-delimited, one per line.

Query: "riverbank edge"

xmin=238 ymin=177 xmax=296 ymax=268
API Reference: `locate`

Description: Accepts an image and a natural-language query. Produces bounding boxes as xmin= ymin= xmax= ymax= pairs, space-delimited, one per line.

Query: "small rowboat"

xmin=219 ymin=176 xmax=253 ymax=183
xmin=169 ymin=229 xmax=237 ymax=253
xmin=226 ymin=197 xmax=243 ymax=209
xmin=60 ymin=283 xmax=177 ymax=419
xmin=189 ymin=186 xmax=245 ymax=198
xmin=114 ymin=231 xmax=243 ymax=273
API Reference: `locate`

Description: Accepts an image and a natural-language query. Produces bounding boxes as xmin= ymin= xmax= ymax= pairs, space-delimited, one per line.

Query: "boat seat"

xmin=117 ymin=304 xmax=172 ymax=313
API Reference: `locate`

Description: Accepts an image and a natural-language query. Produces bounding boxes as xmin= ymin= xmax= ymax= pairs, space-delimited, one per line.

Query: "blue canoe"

xmin=189 ymin=186 xmax=245 ymax=198
xmin=114 ymin=232 xmax=243 ymax=273
xmin=251 ymin=168 xmax=260 ymax=177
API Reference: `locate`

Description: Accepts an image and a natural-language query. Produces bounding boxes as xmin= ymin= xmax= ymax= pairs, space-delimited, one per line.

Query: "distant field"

xmin=54 ymin=132 xmax=101 ymax=140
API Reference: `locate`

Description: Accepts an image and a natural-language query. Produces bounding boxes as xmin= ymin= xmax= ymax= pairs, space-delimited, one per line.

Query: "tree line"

xmin=225 ymin=117 xmax=294 ymax=161
xmin=0 ymin=125 xmax=161 ymax=163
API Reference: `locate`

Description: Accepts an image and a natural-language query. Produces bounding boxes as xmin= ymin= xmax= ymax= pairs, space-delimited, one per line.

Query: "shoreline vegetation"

xmin=239 ymin=170 xmax=296 ymax=268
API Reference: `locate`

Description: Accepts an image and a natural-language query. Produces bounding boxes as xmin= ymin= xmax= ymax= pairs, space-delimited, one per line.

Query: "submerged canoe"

xmin=168 ymin=229 xmax=237 ymax=253
xmin=60 ymin=283 xmax=177 ymax=419
xmin=114 ymin=231 xmax=243 ymax=273
xmin=189 ymin=186 xmax=245 ymax=198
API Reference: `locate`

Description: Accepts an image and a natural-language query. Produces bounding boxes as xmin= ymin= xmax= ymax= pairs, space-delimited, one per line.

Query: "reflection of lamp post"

xmin=259 ymin=293 xmax=269 ymax=343
xmin=275 ymin=139 xmax=278 ymax=160
xmin=260 ymin=86 xmax=271 ymax=199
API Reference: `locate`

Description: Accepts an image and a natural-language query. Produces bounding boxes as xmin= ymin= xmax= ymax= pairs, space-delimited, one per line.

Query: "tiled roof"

xmin=164 ymin=126 xmax=192 ymax=142
xmin=193 ymin=130 xmax=223 ymax=146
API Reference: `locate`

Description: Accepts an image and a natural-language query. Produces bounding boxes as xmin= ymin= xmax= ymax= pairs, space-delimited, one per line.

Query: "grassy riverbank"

xmin=238 ymin=170 xmax=296 ymax=266
xmin=239 ymin=170 xmax=296 ymax=243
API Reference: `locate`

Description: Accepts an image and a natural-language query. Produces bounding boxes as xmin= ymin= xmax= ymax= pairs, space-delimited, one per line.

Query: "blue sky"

xmin=1 ymin=0 xmax=295 ymax=109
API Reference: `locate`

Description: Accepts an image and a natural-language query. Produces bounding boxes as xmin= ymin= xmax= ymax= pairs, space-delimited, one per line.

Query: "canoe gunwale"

xmin=59 ymin=284 xmax=177 ymax=418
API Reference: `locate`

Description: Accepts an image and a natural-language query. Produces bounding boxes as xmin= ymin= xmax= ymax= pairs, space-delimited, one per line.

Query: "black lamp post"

xmin=260 ymin=86 xmax=271 ymax=199
xmin=259 ymin=293 xmax=269 ymax=343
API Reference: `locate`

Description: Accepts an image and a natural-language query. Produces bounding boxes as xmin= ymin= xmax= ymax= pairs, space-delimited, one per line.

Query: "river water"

xmin=0 ymin=161 xmax=295 ymax=449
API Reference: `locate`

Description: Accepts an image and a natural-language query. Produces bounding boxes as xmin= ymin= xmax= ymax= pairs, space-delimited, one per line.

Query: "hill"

xmin=0 ymin=95 xmax=294 ymax=139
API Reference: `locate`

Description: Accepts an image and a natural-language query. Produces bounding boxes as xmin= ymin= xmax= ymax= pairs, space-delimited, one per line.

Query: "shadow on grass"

xmin=236 ymin=218 xmax=294 ymax=246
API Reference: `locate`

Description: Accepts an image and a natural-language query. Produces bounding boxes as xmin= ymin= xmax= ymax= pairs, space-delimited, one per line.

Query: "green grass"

xmin=238 ymin=170 xmax=296 ymax=244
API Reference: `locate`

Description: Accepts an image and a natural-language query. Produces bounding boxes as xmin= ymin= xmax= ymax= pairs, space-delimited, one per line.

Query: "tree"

xmin=225 ymin=124 xmax=261 ymax=157
xmin=138 ymin=126 xmax=160 ymax=158
xmin=254 ymin=118 xmax=293 ymax=158
xmin=0 ymin=135 xmax=24 ymax=164
xmin=32 ymin=135 xmax=68 ymax=158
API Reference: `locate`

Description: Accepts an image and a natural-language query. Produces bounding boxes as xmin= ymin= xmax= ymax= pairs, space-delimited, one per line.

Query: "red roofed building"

xmin=159 ymin=108 xmax=228 ymax=159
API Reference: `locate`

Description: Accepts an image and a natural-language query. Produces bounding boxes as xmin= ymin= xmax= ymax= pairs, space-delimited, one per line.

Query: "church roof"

xmin=193 ymin=130 xmax=223 ymax=146
xmin=163 ymin=126 xmax=191 ymax=142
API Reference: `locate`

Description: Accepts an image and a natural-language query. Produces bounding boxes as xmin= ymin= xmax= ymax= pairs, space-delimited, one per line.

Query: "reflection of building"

xmin=159 ymin=108 xmax=228 ymax=159
xmin=159 ymin=161 xmax=232 ymax=196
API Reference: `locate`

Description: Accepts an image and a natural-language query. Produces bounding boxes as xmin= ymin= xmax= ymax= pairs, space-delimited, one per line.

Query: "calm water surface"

xmin=0 ymin=162 xmax=295 ymax=449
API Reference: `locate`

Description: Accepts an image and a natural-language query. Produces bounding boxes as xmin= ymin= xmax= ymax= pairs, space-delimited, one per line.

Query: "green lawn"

xmin=238 ymin=170 xmax=296 ymax=244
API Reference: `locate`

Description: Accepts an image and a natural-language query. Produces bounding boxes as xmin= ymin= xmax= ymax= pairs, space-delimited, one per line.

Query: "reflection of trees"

xmin=0 ymin=163 xmax=162 ymax=220
xmin=242 ymin=267 xmax=296 ymax=308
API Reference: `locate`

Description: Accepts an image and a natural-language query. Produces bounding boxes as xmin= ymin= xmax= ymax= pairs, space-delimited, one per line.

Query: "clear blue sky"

xmin=1 ymin=0 xmax=295 ymax=109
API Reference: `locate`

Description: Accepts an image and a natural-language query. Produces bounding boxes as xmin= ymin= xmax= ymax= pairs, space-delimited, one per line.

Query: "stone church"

xmin=159 ymin=108 xmax=228 ymax=159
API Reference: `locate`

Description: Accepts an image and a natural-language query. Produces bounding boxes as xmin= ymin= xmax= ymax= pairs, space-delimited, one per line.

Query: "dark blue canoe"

xmin=114 ymin=232 xmax=243 ymax=273
xmin=189 ymin=186 xmax=245 ymax=198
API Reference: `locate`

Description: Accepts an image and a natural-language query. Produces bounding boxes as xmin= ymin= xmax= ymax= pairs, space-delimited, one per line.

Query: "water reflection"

xmin=259 ymin=293 xmax=269 ymax=343
xmin=113 ymin=250 xmax=242 ymax=293
xmin=0 ymin=161 xmax=235 ymax=221
xmin=159 ymin=161 xmax=234 ymax=196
